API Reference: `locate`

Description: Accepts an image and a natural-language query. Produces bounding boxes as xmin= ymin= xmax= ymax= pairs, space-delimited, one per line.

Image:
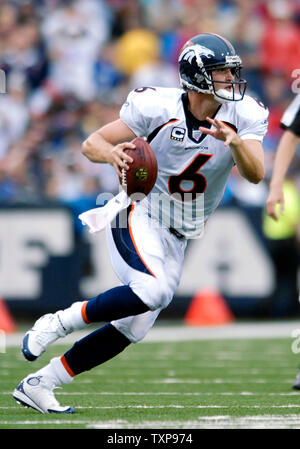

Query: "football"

xmin=120 ymin=137 xmax=158 ymax=197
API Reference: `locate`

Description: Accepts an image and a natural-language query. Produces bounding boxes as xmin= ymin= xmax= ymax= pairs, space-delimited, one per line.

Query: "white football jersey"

xmin=120 ymin=87 xmax=269 ymax=238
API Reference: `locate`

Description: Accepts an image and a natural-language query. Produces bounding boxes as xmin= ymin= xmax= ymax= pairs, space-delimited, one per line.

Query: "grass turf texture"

xmin=0 ymin=337 xmax=300 ymax=429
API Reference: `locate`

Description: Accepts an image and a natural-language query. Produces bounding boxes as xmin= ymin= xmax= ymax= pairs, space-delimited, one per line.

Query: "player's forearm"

xmin=82 ymin=131 xmax=114 ymax=164
xmin=269 ymin=130 xmax=299 ymax=188
xmin=230 ymin=135 xmax=265 ymax=184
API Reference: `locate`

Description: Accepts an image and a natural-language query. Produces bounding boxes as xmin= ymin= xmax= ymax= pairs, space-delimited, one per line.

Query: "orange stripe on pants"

xmin=81 ymin=300 xmax=90 ymax=324
xmin=60 ymin=355 xmax=75 ymax=377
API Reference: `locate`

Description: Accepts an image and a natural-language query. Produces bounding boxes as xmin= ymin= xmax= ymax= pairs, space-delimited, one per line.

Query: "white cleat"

xmin=13 ymin=375 xmax=74 ymax=414
xmin=22 ymin=313 xmax=70 ymax=361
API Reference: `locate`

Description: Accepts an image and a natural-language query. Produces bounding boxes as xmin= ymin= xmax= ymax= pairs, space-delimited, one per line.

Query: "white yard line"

xmin=87 ymin=415 xmax=300 ymax=429
xmin=1 ymin=412 xmax=300 ymax=429
xmin=1 ymin=417 xmax=300 ymax=429
xmin=0 ymin=420 xmax=91 ymax=426
xmin=3 ymin=404 xmax=300 ymax=410
xmin=3 ymin=390 xmax=300 ymax=396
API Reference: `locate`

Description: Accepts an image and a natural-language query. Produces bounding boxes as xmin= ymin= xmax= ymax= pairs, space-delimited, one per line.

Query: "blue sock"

xmin=63 ymin=323 xmax=131 ymax=375
xmin=85 ymin=285 xmax=150 ymax=323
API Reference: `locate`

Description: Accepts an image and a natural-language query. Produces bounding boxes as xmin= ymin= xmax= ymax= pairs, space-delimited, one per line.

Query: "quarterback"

xmin=13 ymin=33 xmax=268 ymax=413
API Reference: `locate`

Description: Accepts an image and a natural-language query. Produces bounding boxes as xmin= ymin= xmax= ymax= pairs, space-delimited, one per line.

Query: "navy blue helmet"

xmin=178 ymin=33 xmax=247 ymax=103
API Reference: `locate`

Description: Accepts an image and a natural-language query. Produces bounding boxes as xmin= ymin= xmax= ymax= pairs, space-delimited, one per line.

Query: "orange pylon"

xmin=0 ymin=297 xmax=16 ymax=333
xmin=184 ymin=288 xmax=234 ymax=326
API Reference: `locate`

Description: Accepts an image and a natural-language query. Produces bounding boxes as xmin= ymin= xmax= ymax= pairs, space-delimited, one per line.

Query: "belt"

xmin=169 ymin=227 xmax=185 ymax=240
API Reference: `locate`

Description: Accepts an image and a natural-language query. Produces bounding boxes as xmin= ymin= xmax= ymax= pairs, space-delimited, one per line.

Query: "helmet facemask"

xmin=205 ymin=66 xmax=247 ymax=103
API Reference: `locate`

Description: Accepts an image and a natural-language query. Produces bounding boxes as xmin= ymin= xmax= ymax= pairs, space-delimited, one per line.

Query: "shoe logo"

xmin=57 ymin=314 xmax=66 ymax=331
xmin=27 ymin=376 xmax=42 ymax=386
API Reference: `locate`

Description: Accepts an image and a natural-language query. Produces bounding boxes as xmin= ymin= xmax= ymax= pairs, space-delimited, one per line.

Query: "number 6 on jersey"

xmin=168 ymin=153 xmax=212 ymax=201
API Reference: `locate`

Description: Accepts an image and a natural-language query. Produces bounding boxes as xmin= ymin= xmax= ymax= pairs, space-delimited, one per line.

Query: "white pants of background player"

xmin=106 ymin=201 xmax=187 ymax=343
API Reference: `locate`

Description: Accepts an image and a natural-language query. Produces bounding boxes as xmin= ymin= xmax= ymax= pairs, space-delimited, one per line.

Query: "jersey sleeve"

xmin=280 ymin=94 xmax=300 ymax=137
xmin=237 ymin=96 xmax=269 ymax=142
xmin=119 ymin=87 xmax=162 ymax=138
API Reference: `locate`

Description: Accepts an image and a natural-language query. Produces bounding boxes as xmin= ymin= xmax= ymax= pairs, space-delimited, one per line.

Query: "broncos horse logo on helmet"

xmin=178 ymin=33 xmax=247 ymax=103
xmin=180 ymin=45 xmax=215 ymax=63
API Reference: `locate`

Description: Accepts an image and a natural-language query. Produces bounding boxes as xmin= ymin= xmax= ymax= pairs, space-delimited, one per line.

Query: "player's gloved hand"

xmin=108 ymin=142 xmax=136 ymax=178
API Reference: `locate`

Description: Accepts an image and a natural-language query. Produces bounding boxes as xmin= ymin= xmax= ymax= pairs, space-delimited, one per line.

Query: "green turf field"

xmin=1 ymin=336 xmax=300 ymax=429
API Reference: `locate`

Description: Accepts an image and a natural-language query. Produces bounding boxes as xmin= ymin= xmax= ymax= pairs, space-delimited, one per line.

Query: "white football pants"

xmin=106 ymin=201 xmax=187 ymax=343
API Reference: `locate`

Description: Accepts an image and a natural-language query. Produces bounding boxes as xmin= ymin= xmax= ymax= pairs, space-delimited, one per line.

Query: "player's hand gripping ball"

xmin=120 ymin=137 xmax=158 ymax=197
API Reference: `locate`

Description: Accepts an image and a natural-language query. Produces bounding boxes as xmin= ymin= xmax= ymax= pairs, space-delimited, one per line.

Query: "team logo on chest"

xmin=192 ymin=130 xmax=202 ymax=142
xmin=170 ymin=126 xmax=186 ymax=142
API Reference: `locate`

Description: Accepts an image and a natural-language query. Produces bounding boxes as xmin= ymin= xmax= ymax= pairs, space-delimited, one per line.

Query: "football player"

xmin=13 ymin=33 xmax=269 ymax=413
xmin=265 ymin=94 xmax=300 ymax=390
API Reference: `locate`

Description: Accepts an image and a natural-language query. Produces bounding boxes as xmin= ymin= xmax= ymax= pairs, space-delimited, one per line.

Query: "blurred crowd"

xmin=0 ymin=0 xmax=299 ymax=215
